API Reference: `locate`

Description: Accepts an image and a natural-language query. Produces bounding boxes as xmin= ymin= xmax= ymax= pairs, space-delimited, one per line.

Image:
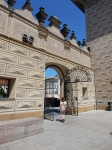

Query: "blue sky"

xmin=13 ymin=0 xmax=86 ymax=77
xmin=14 ymin=0 xmax=86 ymax=41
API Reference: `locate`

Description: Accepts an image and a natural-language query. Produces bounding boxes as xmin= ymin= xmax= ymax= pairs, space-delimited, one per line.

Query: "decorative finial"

xmin=77 ymin=41 xmax=81 ymax=46
xmin=82 ymin=39 xmax=87 ymax=47
xmin=7 ymin=0 xmax=16 ymax=9
xmin=36 ymin=7 xmax=48 ymax=26
xmin=22 ymin=0 xmax=33 ymax=12
xmin=70 ymin=31 xmax=76 ymax=40
xmin=48 ymin=16 xmax=61 ymax=29
xmin=61 ymin=24 xmax=70 ymax=39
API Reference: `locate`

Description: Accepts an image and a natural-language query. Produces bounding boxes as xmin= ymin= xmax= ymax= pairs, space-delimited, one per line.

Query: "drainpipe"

xmin=94 ymin=70 xmax=98 ymax=110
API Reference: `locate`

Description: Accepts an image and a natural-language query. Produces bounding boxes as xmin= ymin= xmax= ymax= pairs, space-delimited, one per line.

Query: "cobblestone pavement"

xmin=0 ymin=110 xmax=112 ymax=150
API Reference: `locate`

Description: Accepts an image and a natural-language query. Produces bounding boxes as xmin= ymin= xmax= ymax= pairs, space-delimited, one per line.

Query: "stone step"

xmin=0 ymin=117 xmax=44 ymax=144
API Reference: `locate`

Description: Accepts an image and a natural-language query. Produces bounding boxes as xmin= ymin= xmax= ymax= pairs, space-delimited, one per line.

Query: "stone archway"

xmin=45 ymin=63 xmax=69 ymax=98
xmin=65 ymin=66 xmax=92 ymax=107
xmin=44 ymin=63 xmax=69 ymax=120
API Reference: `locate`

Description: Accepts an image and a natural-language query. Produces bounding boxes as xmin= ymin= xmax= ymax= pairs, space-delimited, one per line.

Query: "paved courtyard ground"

xmin=0 ymin=110 xmax=112 ymax=150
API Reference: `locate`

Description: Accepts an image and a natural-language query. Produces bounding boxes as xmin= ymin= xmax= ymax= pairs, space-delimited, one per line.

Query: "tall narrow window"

xmin=82 ymin=87 xmax=88 ymax=100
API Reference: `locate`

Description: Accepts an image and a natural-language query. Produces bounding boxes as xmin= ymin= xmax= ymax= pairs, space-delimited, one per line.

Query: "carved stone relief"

xmin=0 ymin=101 xmax=14 ymax=112
xmin=37 ymin=80 xmax=45 ymax=89
xmin=6 ymin=65 xmax=27 ymax=77
xmin=10 ymin=44 xmax=29 ymax=57
xmin=19 ymin=57 xmax=37 ymax=69
xmin=27 ymin=90 xmax=44 ymax=99
xmin=16 ymin=101 xmax=36 ymax=110
xmin=28 ymin=70 xmax=44 ymax=79
xmin=36 ymin=100 xmax=44 ymax=108
xmin=38 ymin=61 xmax=45 ymax=71
xmin=0 ymin=40 xmax=8 ymax=51
xmin=0 ymin=63 xmax=6 ymax=74
xmin=30 ymin=50 xmax=42 ymax=61
xmin=16 ymin=88 xmax=26 ymax=99
xmin=0 ymin=51 xmax=18 ymax=65
xmin=17 ymin=78 xmax=36 ymax=89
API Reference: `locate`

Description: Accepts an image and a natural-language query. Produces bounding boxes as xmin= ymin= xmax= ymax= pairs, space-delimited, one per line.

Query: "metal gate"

xmin=65 ymin=66 xmax=92 ymax=115
xmin=44 ymin=81 xmax=54 ymax=121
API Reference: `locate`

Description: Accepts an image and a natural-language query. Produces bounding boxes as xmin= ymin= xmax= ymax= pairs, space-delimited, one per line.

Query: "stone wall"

xmin=86 ymin=0 xmax=112 ymax=103
xmin=0 ymin=0 xmax=95 ymax=119
xmin=0 ymin=38 xmax=45 ymax=113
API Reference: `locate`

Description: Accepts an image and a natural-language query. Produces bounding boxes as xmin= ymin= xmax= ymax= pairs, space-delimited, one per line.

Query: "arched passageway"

xmin=44 ymin=64 xmax=93 ymax=120
xmin=44 ymin=63 xmax=69 ymax=120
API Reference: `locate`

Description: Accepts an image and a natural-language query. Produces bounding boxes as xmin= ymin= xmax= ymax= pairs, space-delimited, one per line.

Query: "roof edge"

xmin=71 ymin=0 xmax=86 ymax=13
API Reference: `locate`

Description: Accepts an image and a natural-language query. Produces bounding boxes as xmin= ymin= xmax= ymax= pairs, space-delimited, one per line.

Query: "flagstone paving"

xmin=0 ymin=110 xmax=112 ymax=150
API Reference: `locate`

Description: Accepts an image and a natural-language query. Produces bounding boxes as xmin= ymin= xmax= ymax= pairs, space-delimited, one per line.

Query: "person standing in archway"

xmin=59 ymin=97 xmax=67 ymax=123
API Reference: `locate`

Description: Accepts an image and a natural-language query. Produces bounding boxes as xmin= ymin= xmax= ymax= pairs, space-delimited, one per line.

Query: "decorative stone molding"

xmin=64 ymin=39 xmax=71 ymax=50
xmin=38 ymin=25 xmax=48 ymax=40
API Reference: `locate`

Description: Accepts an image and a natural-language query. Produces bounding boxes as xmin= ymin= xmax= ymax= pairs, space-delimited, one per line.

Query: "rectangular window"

xmin=55 ymin=90 xmax=58 ymax=94
xmin=0 ymin=78 xmax=9 ymax=98
xmin=82 ymin=87 xmax=88 ymax=100
xmin=0 ymin=78 xmax=16 ymax=100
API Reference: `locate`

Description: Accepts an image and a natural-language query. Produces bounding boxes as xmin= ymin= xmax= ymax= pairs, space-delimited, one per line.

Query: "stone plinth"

xmin=0 ymin=117 xmax=44 ymax=144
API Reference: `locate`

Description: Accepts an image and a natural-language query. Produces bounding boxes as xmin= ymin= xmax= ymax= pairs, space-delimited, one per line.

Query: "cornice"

xmin=0 ymin=33 xmax=92 ymax=70
xmin=0 ymin=4 xmax=90 ymax=56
